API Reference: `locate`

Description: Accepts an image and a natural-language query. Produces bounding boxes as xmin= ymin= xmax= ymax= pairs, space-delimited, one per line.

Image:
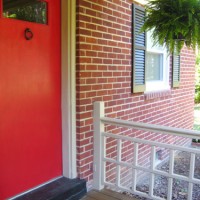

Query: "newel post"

xmin=93 ymin=101 xmax=105 ymax=190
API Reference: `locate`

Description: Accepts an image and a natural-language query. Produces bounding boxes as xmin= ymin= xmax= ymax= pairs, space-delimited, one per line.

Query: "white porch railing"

xmin=93 ymin=102 xmax=200 ymax=200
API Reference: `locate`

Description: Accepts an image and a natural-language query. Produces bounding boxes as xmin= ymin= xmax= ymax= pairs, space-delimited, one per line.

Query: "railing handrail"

xmin=101 ymin=116 xmax=200 ymax=139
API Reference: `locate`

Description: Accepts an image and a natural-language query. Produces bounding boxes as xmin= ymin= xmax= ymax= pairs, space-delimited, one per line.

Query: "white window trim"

xmin=145 ymin=31 xmax=170 ymax=92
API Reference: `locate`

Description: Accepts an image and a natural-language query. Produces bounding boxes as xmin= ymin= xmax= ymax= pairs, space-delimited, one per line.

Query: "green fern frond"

xmin=141 ymin=0 xmax=200 ymax=53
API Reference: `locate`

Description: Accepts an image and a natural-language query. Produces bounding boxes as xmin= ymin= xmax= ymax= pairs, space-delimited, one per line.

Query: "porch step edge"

xmin=13 ymin=177 xmax=86 ymax=200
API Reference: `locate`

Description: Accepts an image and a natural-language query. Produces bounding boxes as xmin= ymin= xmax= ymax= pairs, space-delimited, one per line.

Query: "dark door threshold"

xmin=13 ymin=177 xmax=86 ymax=200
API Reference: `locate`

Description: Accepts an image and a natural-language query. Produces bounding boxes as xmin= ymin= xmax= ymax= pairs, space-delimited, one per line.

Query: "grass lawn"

xmin=194 ymin=104 xmax=200 ymax=131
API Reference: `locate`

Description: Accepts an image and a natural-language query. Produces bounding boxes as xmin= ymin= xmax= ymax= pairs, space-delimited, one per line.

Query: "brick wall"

xmin=76 ymin=0 xmax=195 ymax=186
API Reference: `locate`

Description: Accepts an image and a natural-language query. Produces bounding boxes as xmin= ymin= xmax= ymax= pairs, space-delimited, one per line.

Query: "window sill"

xmin=144 ymin=89 xmax=171 ymax=100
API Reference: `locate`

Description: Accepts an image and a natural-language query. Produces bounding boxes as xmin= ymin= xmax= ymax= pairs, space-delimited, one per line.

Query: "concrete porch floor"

xmin=81 ymin=189 xmax=138 ymax=200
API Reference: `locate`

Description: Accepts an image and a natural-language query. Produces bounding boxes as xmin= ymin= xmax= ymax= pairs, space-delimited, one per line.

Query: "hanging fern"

xmin=142 ymin=0 xmax=200 ymax=53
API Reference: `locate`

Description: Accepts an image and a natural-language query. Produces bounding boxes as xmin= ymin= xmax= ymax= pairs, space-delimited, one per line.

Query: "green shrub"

xmin=195 ymin=55 xmax=200 ymax=103
xmin=195 ymin=91 xmax=200 ymax=104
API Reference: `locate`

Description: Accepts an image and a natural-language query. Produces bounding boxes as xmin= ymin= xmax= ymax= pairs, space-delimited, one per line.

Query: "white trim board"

xmin=61 ymin=0 xmax=77 ymax=178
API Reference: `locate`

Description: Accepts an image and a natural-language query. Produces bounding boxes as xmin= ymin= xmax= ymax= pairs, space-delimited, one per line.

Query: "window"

xmin=3 ymin=0 xmax=47 ymax=24
xmin=146 ymin=53 xmax=163 ymax=81
xmin=145 ymin=30 xmax=170 ymax=92
xmin=132 ymin=3 xmax=180 ymax=93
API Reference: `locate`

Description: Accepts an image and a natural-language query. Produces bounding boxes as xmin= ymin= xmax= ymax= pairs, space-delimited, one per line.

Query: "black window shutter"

xmin=132 ymin=4 xmax=146 ymax=93
xmin=172 ymin=51 xmax=180 ymax=88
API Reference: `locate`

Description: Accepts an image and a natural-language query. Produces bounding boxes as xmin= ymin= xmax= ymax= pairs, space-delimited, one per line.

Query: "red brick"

xmin=76 ymin=0 xmax=195 ymax=184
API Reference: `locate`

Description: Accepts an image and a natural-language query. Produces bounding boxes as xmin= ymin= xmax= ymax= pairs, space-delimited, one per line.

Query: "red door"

xmin=0 ymin=1 xmax=62 ymax=199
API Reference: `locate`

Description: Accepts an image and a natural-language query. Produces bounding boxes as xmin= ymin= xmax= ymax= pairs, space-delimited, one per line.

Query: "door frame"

xmin=61 ymin=0 xmax=77 ymax=179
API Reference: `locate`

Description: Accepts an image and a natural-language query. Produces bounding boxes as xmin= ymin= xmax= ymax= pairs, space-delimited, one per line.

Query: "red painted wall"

xmin=76 ymin=0 xmax=195 ymax=187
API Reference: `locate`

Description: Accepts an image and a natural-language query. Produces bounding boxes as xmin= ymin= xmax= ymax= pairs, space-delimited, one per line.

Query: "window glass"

xmin=145 ymin=29 xmax=169 ymax=92
xmin=146 ymin=52 xmax=163 ymax=81
xmin=3 ymin=0 xmax=47 ymax=24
